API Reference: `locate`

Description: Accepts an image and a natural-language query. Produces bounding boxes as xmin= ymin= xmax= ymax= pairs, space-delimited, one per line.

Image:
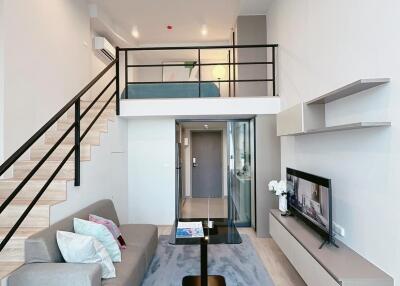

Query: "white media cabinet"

xmin=269 ymin=210 xmax=393 ymax=286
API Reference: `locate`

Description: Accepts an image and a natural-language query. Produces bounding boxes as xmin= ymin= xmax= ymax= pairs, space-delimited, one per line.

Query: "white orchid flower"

xmin=268 ymin=180 xmax=278 ymax=191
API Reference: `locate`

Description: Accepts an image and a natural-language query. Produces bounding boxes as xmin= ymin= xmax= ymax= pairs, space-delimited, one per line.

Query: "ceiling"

xmin=239 ymin=0 xmax=273 ymax=15
xmin=91 ymin=0 xmax=273 ymax=46
xmin=92 ymin=0 xmax=241 ymax=45
xmin=180 ymin=121 xmax=227 ymax=130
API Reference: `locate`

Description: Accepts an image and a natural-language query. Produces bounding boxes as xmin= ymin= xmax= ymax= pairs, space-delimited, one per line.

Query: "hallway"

xmin=181 ymin=198 xmax=227 ymax=218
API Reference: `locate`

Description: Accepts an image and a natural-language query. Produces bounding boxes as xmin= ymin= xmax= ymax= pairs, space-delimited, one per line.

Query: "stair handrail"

xmin=0 ymin=56 xmax=120 ymax=253
xmin=0 ymin=59 xmax=117 ymax=177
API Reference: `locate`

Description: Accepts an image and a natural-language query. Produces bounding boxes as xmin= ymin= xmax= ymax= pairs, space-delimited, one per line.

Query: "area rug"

xmin=141 ymin=235 xmax=275 ymax=286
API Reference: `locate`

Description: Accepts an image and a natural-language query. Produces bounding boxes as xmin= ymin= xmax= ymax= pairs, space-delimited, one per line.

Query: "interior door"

xmin=191 ymin=131 xmax=222 ymax=198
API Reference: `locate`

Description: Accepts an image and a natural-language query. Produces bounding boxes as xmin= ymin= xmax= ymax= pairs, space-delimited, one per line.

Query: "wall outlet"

xmin=333 ymin=222 xmax=345 ymax=237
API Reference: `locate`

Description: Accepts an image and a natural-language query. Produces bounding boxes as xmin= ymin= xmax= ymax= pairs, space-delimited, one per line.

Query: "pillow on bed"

xmin=89 ymin=214 xmax=127 ymax=249
xmin=56 ymin=231 xmax=116 ymax=279
xmin=74 ymin=218 xmax=121 ymax=262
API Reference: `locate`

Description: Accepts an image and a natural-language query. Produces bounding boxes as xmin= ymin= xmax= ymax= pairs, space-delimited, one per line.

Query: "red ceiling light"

xmin=167 ymin=25 xmax=173 ymax=30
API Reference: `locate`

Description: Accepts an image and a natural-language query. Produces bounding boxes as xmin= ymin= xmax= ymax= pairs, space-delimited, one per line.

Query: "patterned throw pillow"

xmin=74 ymin=218 xmax=121 ymax=262
xmin=89 ymin=214 xmax=127 ymax=249
xmin=56 ymin=231 xmax=116 ymax=279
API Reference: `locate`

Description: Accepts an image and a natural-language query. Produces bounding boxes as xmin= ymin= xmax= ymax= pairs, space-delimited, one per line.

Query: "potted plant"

xmin=268 ymin=180 xmax=288 ymax=213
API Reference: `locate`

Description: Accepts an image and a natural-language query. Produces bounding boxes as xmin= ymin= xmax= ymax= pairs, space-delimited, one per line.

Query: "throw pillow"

xmin=89 ymin=214 xmax=127 ymax=249
xmin=74 ymin=218 xmax=122 ymax=262
xmin=56 ymin=231 xmax=116 ymax=279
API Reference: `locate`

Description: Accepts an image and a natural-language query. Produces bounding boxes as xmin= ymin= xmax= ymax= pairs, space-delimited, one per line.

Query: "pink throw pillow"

xmin=89 ymin=214 xmax=127 ymax=249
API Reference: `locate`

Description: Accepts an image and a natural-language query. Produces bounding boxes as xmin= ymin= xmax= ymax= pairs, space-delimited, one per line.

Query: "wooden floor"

xmin=181 ymin=198 xmax=227 ymax=218
xmin=158 ymin=226 xmax=306 ymax=286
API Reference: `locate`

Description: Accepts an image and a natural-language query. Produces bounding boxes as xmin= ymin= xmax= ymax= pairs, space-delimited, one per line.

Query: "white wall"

xmin=2 ymin=0 xmax=93 ymax=158
xmin=0 ymin=0 xmax=4 ymax=164
xmin=268 ymin=0 xmax=400 ymax=283
xmin=127 ymin=118 xmax=176 ymax=225
xmin=50 ymin=118 xmax=129 ymax=224
xmin=120 ymin=96 xmax=280 ymax=117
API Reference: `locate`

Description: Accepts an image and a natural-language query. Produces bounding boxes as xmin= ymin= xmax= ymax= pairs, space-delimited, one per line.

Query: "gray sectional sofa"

xmin=7 ymin=200 xmax=158 ymax=286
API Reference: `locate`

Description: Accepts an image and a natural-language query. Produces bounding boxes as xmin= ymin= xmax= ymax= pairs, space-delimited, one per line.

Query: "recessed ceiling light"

xmin=201 ymin=24 xmax=208 ymax=36
xmin=131 ymin=26 xmax=139 ymax=39
xmin=204 ymin=124 xmax=209 ymax=129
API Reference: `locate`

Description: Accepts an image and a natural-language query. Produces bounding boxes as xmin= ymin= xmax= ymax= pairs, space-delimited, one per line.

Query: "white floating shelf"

xmin=277 ymin=78 xmax=391 ymax=136
xmin=307 ymin=78 xmax=390 ymax=105
xmin=295 ymin=122 xmax=392 ymax=135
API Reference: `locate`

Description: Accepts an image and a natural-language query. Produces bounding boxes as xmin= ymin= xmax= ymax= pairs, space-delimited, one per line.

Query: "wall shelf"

xmin=295 ymin=122 xmax=391 ymax=135
xmin=277 ymin=78 xmax=391 ymax=136
xmin=307 ymin=78 xmax=390 ymax=105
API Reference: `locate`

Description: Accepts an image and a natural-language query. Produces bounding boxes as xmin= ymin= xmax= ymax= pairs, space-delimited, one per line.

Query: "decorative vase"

xmin=279 ymin=194 xmax=287 ymax=212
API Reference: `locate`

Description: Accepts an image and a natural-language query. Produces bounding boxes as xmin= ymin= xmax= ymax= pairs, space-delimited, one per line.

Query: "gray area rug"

xmin=141 ymin=235 xmax=275 ymax=286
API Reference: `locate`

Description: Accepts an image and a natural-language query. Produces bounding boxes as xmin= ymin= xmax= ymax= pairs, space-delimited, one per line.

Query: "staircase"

xmin=0 ymin=100 xmax=116 ymax=280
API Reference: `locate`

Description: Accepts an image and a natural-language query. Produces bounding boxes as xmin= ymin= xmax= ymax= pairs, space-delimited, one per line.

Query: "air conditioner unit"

xmin=94 ymin=37 xmax=115 ymax=60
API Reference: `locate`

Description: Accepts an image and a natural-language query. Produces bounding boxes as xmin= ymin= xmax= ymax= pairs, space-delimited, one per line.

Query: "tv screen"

xmin=287 ymin=168 xmax=332 ymax=239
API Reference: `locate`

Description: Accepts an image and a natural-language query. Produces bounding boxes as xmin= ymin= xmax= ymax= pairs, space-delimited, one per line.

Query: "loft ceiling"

xmin=92 ymin=0 xmax=240 ymax=45
xmin=91 ymin=0 xmax=272 ymax=46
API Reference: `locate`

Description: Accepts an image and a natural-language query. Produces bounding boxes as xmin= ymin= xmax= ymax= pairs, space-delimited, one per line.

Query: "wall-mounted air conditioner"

xmin=94 ymin=37 xmax=115 ymax=60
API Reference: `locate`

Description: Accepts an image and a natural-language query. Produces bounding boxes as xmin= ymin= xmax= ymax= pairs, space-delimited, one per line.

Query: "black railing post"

xmin=125 ymin=50 xmax=128 ymax=99
xmin=198 ymin=49 xmax=201 ymax=97
xmin=272 ymin=46 xmax=276 ymax=97
xmin=116 ymin=46 xmax=120 ymax=115
xmin=74 ymin=100 xmax=80 ymax=186
xmin=232 ymin=32 xmax=236 ymax=97
xmin=228 ymin=50 xmax=231 ymax=97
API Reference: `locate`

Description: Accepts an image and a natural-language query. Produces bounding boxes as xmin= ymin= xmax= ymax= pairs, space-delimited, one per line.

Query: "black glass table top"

xmin=169 ymin=218 xmax=242 ymax=245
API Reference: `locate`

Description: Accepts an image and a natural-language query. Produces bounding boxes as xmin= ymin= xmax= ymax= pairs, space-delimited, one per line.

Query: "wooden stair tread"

xmin=0 ymin=227 xmax=44 ymax=239
xmin=0 ymin=199 xmax=64 ymax=206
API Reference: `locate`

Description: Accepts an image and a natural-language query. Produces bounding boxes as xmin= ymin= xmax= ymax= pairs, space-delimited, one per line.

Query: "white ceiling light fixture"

xmin=131 ymin=26 xmax=140 ymax=39
xmin=201 ymin=24 xmax=208 ymax=36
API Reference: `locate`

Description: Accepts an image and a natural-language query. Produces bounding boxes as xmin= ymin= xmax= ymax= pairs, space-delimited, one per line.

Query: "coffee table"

xmin=170 ymin=218 xmax=242 ymax=286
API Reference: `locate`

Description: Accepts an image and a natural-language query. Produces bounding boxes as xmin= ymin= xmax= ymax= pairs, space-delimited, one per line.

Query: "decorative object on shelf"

xmin=268 ymin=180 xmax=288 ymax=213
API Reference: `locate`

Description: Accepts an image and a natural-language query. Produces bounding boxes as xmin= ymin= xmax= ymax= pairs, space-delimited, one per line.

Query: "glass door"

xmin=227 ymin=120 xmax=254 ymax=227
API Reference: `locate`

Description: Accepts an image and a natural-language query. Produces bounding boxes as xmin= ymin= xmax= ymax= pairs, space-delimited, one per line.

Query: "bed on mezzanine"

xmin=122 ymin=82 xmax=220 ymax=99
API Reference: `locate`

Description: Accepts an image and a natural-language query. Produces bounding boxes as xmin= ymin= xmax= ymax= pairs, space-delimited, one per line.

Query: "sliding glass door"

xmin=227 ymin=120 xmax=254 ymax=227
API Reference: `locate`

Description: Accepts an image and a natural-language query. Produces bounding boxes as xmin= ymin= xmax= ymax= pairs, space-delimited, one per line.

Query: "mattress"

xmin=123 ymin=82 xmax=220 ymax=99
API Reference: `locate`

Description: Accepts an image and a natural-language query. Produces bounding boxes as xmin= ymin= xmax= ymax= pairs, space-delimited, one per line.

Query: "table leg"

xmin=201 ymin=238 xmax=208 ymax=286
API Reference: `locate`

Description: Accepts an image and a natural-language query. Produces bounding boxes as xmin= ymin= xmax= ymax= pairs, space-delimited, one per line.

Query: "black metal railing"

xmin=0 ymin=58 xmax=120 ymax=253
xmin=118 ymin=43 xmax=278 ymax=98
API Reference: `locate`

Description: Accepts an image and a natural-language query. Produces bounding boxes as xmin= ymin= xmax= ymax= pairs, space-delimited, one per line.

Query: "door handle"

xmin=193 ymin=157 xmax=199 ymax=167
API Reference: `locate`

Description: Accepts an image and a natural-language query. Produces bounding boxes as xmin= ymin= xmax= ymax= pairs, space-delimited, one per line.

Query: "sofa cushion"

xmin=25 ymin=200 xmax=120 ymax=263
xmin=119 ymin=224 xmax=158 ymax=267
xmin=8 ymin=263 xmax=102 ymax=286
xmin=74 ymin=218 xmax=121 ymax=262
xmin=102 ymin=245 xmax=147 ymax=286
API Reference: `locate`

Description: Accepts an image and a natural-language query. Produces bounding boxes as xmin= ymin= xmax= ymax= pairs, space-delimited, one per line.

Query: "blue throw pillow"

xmin=73 ymin=218 xmax=121 ymax=262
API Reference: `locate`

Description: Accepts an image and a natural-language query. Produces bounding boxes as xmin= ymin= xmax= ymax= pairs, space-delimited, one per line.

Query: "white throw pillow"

xmin=73 ymin=218 xmax=121 ymax=262
xmin=56 ymin=231 xmax=116 ymax=279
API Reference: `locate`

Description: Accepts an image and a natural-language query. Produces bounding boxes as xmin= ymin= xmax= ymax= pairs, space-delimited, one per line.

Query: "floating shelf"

xmin=307 ymin=78 xmax=390 ymax=105
xmin=277 ymin=78 xmax=391 ymax=136
xmin=295 ymin=122 xmax=391 ymax=135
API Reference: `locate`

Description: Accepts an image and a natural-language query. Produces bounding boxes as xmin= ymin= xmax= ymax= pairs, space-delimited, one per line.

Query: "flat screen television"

xmin=286 ymin=168 xmax=333 ymax=245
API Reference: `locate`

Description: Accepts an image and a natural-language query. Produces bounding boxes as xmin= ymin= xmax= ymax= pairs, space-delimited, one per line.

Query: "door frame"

xmin=190 ymin=130 xmax=224 ymax=198
xmin=175 ymin=118 xmax=256 ymax=228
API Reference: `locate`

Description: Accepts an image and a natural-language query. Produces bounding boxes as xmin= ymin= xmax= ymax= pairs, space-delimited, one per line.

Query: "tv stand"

xmin=270 ymin=210 xmax=393 ymax=286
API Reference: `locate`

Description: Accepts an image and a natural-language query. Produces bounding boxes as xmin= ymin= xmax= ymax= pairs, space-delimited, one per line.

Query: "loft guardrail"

xmin=118 ymin=43 xmax=278 ymax=98
xmin=0 ymin=58 xmax=119 ymax=253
